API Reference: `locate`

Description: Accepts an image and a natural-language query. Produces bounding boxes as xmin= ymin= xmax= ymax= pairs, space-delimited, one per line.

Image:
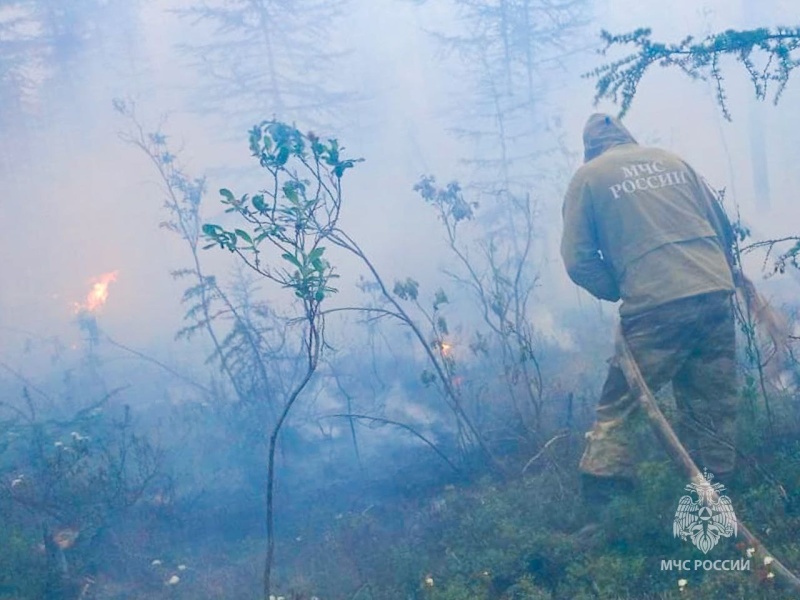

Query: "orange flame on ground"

xmin=74 ymin=271 xmax=119 ymax=314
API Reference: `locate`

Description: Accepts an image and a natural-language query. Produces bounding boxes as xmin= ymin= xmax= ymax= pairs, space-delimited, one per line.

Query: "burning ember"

xmin=74 ymin=271 xmax=119 ymax=314
xmin=53 ymin=527 xmax=80 ymax=550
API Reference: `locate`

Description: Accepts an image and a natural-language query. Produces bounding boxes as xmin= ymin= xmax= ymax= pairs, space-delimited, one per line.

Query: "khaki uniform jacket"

xmin=561 ymin=115 xmax=735 ymax=316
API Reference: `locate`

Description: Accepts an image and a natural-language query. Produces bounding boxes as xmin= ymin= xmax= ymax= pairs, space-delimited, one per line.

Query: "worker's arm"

xmin=560 ymin=176 xmax=620 ymax=302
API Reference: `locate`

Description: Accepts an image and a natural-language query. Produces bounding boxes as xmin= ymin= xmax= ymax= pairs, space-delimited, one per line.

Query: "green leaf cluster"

xmin=414 ymin=175 xmax=478 ymax=224
xmin=248 ymin=121 xmax=364 ymax=178
xmin=586 ymin=27 xmax=800 ymax=120
xmin=199 ymin=121 xmax=365 ymax=308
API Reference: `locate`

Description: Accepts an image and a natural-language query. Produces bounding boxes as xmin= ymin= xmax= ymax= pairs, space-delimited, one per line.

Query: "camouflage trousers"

xmin=580 ymin=291 xmax=738 ymax=479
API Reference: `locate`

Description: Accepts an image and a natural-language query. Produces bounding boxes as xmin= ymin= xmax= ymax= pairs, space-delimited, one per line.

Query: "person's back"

xmin=562 ymin=115 xmax=735 ymax=315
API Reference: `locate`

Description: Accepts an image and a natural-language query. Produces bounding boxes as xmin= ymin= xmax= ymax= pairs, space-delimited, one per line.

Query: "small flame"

xmin=74 ymin=271 xmax=119 ymax=314
xmin=53 ymin=528 xmax=80 ymax=549
xmin=440 ymin=342 xmax=452 ymax=356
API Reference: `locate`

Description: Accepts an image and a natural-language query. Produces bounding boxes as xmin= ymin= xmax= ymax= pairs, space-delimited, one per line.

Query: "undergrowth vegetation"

xmin=266 ymin=393 xmax=800 ymax=600
xmin=4 ymin=325 xmax=798 ymax=599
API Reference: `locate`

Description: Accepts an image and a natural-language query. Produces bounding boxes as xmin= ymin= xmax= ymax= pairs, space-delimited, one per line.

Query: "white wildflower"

xmin=177 ymin=564 xmax=187 ymax=571
xmin=764 ymin=556 xmax=774 ymax=566
xmin=424 ymin=575 xmax=434 ymax=587
xmin=677 ymin=578 xmax=688 ymax=589
xmin=166 ymin=575 xmax=180 ymax=585
xmin=767 ymin=572 xmax=775 ymax=579
xmin=54 ymin=441 xmax=64 ymax=447
xmin=746 ymin=547 xmax=755 ymax=557
xmin=151 ymin=559 xmax=162 ymax=566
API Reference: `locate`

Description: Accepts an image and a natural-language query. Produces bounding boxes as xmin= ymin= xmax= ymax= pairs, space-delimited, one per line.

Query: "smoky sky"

xmin=1 ymin=0 xmax=799 ymax=380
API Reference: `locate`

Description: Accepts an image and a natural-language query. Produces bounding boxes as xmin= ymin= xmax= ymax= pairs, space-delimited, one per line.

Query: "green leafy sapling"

xmin=202 ymin=120 xmax=361 ymax=599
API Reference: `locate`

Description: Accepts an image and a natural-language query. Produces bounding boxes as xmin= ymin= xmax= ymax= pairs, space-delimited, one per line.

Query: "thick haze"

xmin=2 ymin=0 xmax=799 ymax=384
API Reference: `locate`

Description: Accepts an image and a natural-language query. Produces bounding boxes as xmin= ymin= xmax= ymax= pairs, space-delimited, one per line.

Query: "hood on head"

xmin=582 ymin=113 xmax=637 ymax=162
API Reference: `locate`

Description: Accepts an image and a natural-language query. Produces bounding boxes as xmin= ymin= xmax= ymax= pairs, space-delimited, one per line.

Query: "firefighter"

xmin=561 ymin=113 xmax=739 ymax=501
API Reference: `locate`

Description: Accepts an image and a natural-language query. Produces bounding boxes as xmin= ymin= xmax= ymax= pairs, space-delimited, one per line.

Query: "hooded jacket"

xmin=561 ymin=114 xmax=735 ymax=315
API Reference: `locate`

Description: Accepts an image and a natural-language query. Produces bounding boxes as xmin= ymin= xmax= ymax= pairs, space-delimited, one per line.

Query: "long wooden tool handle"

xmin=615 ymin=325 xmax=800 ymax=589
